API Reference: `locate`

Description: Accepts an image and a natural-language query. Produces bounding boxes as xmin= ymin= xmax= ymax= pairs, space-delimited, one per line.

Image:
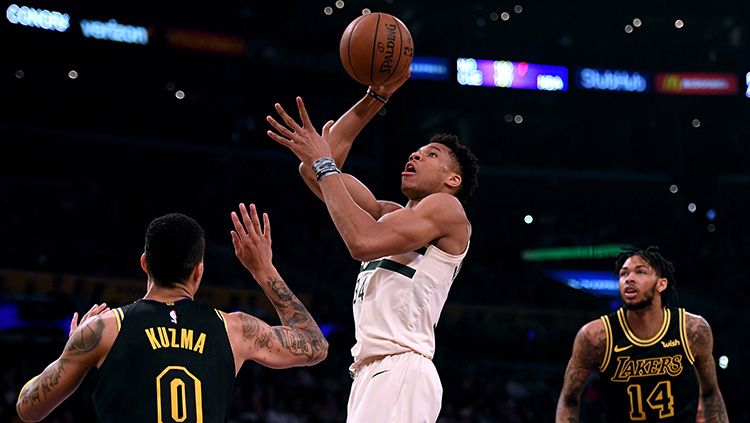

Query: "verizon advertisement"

xmin=655 ymin=72 xmax=738 ymax=95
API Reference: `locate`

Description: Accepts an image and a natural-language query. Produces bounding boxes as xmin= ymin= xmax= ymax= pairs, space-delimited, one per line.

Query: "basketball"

xmin=339 ymin=12 xmax=414 ymax=87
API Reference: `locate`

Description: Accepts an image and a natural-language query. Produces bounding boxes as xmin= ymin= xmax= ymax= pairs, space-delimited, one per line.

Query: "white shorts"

xmin=347 ymin=351 xmax=442 ymax=423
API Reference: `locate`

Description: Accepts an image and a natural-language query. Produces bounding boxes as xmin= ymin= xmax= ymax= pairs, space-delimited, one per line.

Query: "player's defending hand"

xmin=230 ymin=203 xmax=274 ymax=277
xmin=69 ymin=303 xmax=110 ymax=336
xmin=266 ymin=97 xmax=335 ymax=166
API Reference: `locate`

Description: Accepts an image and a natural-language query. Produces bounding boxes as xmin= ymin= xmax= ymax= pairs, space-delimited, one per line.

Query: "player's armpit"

xmin=686 ymin=313 xmax=729 ymax=422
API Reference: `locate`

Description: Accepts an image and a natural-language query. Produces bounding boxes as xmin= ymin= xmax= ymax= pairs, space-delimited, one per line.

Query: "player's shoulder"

xmin=683 ymin=310 xmax=712 ymax=337
xmin=418 ymin=193 xmax=467 ymax=218
xmin=579 ymin=318 xmax=606 ymax=340
xmin=223 ymin=311 xmax=263 ymax=335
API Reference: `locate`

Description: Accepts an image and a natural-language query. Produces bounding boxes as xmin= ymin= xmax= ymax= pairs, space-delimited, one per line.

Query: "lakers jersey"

xmin=599 ymin=307 xmax=698 ymax=422
xmin=350 ymin=242 xmax=468 ymax=368
xmin=92 ymin=299 xmax=235 ymax=423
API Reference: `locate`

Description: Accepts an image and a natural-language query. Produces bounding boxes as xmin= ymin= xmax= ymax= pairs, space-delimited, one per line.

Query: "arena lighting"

xmin=576 ymin=68 xmax=650 ymax=93
xmin=522 ymin=244 xmax=628 ymax=262
xmin=6 ymin=3 xmax=70 ymax=32
xmin=718 ymin=355 xmax=729 ymax=369
xmin=745 ymin=72 xmax=750 ymax=98
xmin=409 ymin=56 xmax=450 ymax=80
xmin=457 ymin=58 xmax=568 ymax=91
xmin=80 ymin=19 xmax=149 ymax=45
xmin=546 ymin=270 xmax=620 ymax=297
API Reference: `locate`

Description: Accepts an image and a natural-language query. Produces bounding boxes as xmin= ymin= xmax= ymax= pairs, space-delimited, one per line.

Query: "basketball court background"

xmin=1 ymin=0 xmax=748 ymax=421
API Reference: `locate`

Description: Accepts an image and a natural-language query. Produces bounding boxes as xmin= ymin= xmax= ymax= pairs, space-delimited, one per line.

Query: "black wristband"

xmin=312 ymin=157 xmax=340 ymax=181
xmin=366 ymin=87 xmax=389 ymax=104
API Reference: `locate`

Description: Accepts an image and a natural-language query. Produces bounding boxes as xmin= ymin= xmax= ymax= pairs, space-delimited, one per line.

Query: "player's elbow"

xmin=349 ymin=245 xmax=379 ymax=262
xmin=309 ymin=338 xmax=329 ymax=365
xmin=16 ymin=404 xmax=45 ymax=423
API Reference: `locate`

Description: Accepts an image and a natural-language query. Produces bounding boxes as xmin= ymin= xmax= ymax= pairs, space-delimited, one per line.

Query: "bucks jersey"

xmin=599 ymin=307 xmax=698 ymax=422
xmin=92 ymin=299 xmax=235 ymax=423
xmin=350 ymin=243 xmax=468 ymax=368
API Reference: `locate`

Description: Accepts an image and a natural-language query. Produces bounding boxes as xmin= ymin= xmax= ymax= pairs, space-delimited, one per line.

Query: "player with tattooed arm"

xmin=556 ymin=246 xmax=728 ymax=422
xmin=16 ymin=203 xmax=327 ymax=422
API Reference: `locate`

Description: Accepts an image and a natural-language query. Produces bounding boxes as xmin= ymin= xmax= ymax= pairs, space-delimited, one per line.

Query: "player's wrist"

xmin=366 ymin=87 xmax=388 ymax=104
xmin=312 ymin=157 xmax=341 ymax=181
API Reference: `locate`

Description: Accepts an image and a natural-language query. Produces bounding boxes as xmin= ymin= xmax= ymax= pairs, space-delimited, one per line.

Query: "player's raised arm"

xmin=226 ymin=203 xmax=327 ymax=369
xmin=686 ymin=313 xmax=728 ymax=422
xmin=556 ymin=320 xmax=607 ymax=422
xmin=267 ymin=74 xmax=409 ymax=218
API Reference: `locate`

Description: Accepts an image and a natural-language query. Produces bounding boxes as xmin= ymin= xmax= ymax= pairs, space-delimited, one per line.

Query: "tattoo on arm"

xmin=557 ymin=323 xmax=606 ymax=422
xmin=256 ymin=277 xmax=328 ymax=362
xmin=20 ymin=359 xmax=70 ymax=406
xmin=65 ymin=315 xmax=104 ymax=355
xmin=687 ymin=315 xmax=729 ymax=422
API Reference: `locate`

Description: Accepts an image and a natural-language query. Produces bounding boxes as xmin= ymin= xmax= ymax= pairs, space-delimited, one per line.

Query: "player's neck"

xmin=144 ymin=279 xmax=195 ymax=303
xmin=624 ymin=304 xmax=665 ymax=339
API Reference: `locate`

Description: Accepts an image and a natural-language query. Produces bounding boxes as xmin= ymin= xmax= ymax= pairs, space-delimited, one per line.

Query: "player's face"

xmin=618 ymin=255 xmax=664 ymax=310
xmin=400 ymin=143 xmax=459 ymax=199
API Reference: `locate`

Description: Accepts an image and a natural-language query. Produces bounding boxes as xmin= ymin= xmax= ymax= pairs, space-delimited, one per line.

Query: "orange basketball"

xmin=339 ymin=12 xmax=414 ymax=87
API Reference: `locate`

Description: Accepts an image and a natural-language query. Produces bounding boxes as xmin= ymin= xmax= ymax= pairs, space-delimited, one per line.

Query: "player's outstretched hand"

xmin=230 ymin=203 xmax=274 ymax=276
xmin=69 ymin=303 xmax=110 ymax=337
xmin=266 ymin=97 xmax=335 ymax=165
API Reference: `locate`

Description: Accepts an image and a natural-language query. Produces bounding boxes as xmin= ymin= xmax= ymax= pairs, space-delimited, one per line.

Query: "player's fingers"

xmin=322 ymin=120 xmax=335 ymax=139
xmin=296 ymin=97 xmax=314 ymax=129
xmin=266 ymin=116 xmax=294 ymax=138
xmin=239 ymin=204 xmax=256 ymax=240
xmin=230 ymin=230 xmax=241 ymax=254
xmin=263 ymin=212 xmax=271 ymax=241
xmin=266 ymin=130 xmax=294 ymax=147
xmin=231 ymin=211 xmax=249 ymax=241
xmin=69 ymin=312 xmax=79 ymax=334
xmin=248 ymin=204 xmax=263 ymax=238
xmin=274 ymin=103 xmax=303 ymax=132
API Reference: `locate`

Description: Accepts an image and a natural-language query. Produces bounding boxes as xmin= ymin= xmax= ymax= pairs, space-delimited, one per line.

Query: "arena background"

xmin=1 ymin=0 xmax=748 ymax=421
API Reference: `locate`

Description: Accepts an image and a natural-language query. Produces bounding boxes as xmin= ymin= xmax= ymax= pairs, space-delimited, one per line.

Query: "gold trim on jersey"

xmin=678 ymin=308 xmax=695 ymax=365
xmin=599 ymin=315 xmax=613 ymax=372
xmin=113 ymin=308 xmax=124 ymax=332
xmin=214 ymin=309 xmax=228 ymax=333
xmin=617 ymin=307 xmax=670 ymax=347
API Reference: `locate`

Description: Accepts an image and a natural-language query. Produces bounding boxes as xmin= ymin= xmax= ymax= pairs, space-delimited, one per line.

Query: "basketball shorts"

xmin=347 ymin=351 xmax=442 ymax=422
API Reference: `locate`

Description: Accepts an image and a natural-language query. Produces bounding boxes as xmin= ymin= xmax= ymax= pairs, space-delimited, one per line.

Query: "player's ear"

xmin=656 ymin=277 xmax=668 ymax=294
xmin=445 ymin=172 xmax=462 ymax=191
xmin=193 ymin=261 xmax=204 ymax=282
xmin=140 ymin=253 xmax=148 ymax=274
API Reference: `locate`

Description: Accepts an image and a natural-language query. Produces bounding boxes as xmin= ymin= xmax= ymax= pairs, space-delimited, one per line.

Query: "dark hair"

xmin=429 ymin=133 xmax=480 ymax=203
xmin=615 ymin=246 xmax=678 ymax=307
xmin=144 ymin=213 xmax=205 ymax=287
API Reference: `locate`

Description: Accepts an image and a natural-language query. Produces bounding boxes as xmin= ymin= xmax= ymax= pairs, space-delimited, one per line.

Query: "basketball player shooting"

xmin=265 ymin=14 xmax=479 ymax=420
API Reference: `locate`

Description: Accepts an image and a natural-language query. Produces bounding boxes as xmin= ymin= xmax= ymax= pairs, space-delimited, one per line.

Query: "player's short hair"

xmin=615 ymin=246 xmax=678 ymax=307
xmin=144 ymin=213 xmax=205 ymax=287
xmin=429 ymin=133 xmax=479 ymax=203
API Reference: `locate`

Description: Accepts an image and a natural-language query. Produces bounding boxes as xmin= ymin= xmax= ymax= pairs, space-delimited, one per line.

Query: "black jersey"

xmin=599 ymin=307 xmax=698 ymax=422
xmin=91 ymin=299 xmax=235 ymax=423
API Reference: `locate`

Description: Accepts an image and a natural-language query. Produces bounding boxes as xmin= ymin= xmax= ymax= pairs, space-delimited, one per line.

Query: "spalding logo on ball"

xmin=339 ymin=12 xmax=413 ymax=86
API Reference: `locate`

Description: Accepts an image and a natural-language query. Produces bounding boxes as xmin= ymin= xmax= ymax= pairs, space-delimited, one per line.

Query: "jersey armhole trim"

xmin=214 ymin=309 xmax=229 ymax=333
xmin=678 ymin=308 xmax=696 ymax=365
xmin=599 ymin=315 xmax=613 ymax=372
xmin=113 ymin=308 xmax=124 ymax=332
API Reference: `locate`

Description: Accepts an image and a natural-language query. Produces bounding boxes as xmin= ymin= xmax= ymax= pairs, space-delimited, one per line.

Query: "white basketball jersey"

xmin=350 ymin=241 xmax=469 ymax=367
